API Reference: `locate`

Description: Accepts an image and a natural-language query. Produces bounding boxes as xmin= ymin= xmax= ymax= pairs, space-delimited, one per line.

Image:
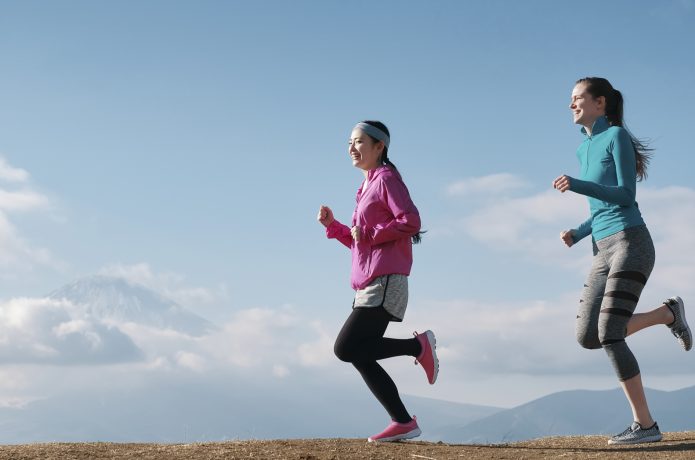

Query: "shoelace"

xmin=666 ymin=300 xmax=687 ymax=334
xmin=621 ymin=422 xmax=643 ymax=435
xmin=669 ymin=298 xmax=687 ymax=321
xmin=616 ymin=426 xmax=636 ymax=437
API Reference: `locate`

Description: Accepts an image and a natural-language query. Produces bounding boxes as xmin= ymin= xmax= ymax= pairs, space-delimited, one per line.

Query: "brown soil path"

xmin=1 ymin=432 xmax=694 ymax=459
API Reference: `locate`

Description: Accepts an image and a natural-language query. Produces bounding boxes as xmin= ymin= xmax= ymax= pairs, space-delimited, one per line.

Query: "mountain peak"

xmin=48 ymin=275 xmax=212 ymax=335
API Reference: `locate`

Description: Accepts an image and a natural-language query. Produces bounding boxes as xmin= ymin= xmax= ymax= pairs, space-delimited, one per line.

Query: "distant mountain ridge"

xmin=2 ymin=365 xmax=694 ymax=444
xmin=48 ymin=275 xmax=212 ymax=336
xmin=437 ymin=385 xmax=695 ymax=443
xmin=0 ymin=374 xmax=501 ymax=443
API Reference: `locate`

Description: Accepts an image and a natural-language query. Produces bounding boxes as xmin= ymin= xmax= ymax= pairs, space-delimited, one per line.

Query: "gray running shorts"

xmin=353 ymin=274 xmax=408 ymax=322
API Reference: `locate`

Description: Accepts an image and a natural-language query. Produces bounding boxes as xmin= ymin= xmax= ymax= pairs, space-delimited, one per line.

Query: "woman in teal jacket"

xmin=553 ymin=77 xmax=691 ymax=445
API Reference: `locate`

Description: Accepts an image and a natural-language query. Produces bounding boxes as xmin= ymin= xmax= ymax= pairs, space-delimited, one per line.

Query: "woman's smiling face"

xmin=570 ymin=82 xmax=605 ymax=128
xmin=349 ymin=129 xmax=384 ymax=171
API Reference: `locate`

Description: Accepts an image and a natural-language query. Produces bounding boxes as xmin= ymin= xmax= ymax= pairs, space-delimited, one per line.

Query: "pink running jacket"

xmin=326 ymin=165 xmax=421 ymax=290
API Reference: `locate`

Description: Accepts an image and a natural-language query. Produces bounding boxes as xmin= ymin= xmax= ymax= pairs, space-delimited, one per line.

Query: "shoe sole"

xmin=608 ymin=433 xmax=662 ymax=445
xmin=368 ymin=427 xmax=422 ymax=442
xmin=671 ymin=296 xmax=692 ymax=351
xmin=424 ymin=330 xmax=439 ymax=385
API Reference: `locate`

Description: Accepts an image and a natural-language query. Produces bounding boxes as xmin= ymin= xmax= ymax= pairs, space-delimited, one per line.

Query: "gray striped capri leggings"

xmin=576 ymin=225 xmax=655 ymax=381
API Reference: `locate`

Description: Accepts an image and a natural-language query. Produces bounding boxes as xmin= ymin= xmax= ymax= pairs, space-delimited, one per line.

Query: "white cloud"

xmin=0 ymin=158 xmax=62 ymax=276
xmin=98 ymin=263 xmax=229 ymax=308
xmin=110 ymin=302 xmax=333 ymax=375
xmin=447 ymin=173 xmax=529 ymax=197
xmin=446 ymin=178 xmax=695 ymax=292
xmin=272 ymin=364 xmax=290 ymax=378
xmin=201 ymin=306 xmax=299 ymax=368
xmin=0 ymin=190 xmax=49 ymax=212
xmin=447 ymin=186 xmax=591 ymax=271
xmin=0 ymin=285 xmax=688 ymax=409
xmin=0 ymin=213 xmax=48 ymax=273
xmin=633 ymin=186 xmax=695 ymax=301
xmin=0 ymin=157 xmax=29 ymax=183
xmin=297 ymin=321 xmax=335 ymax=367
xmin=0 ymin=297 xmax=143 ymax=365
xmin=175 ymin=351 xmax=206 ymax=372
xmin=463 ymin=189 xmax=587 ymax=261
xmin=399 ymin=295 xmax=584 ymax=376
xmin=0 ymin=262 xmax=333 ymax=374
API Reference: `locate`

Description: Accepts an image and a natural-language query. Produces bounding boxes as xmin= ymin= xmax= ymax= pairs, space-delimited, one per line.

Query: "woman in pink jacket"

xmin=317 ymin=120 xmax=439 ymax=442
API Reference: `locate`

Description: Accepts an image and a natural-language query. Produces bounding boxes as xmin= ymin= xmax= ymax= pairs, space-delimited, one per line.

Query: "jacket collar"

xmin=367 ymin=164 xmax=389 ymax=181
xmin=358 ymin=165 xmax=393 ymax=199
xmin=581 ymin=116 xmax=610 ymax=138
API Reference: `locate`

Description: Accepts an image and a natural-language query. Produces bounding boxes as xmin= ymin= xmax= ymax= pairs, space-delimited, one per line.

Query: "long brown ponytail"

xmin=577 ymin=77 xmax=653 ymax=181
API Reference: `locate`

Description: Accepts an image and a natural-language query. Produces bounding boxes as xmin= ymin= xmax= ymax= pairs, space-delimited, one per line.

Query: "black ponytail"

xmin=360 ymin=120 xmax=424 ymax=244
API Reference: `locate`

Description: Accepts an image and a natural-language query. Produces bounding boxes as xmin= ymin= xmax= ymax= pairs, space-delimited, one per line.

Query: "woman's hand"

xmin=351 ymin=226 xmax=361 ymax=242
xmin=552 ymin=175 xmax=572 ymax=193
xmin=560 ymin=229 xmax=575 ymax=248
xmin=317 ymin=205 xmax=335 ymax=227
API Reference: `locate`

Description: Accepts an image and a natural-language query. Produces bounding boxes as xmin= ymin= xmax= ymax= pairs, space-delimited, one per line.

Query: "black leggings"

xmin=334 ymin=306 xmax=421 ymax=423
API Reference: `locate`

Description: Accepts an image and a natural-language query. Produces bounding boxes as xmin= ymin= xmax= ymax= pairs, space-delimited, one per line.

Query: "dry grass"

xmin=1 ymin=432 xmax=694 ymax=459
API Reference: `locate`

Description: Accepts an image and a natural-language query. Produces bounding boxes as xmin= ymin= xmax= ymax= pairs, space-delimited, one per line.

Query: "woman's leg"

xmin=620 ymin=373 xmax=654 ymax=427
xmin=598 ymin=228 xmax=656 ymax=428
xmin=627 ymin=303 xmax=673 ymax=336
xmin=334 ymin=307 xmax=421 ymax=362
xmin=353 ymin=360 xmax=410 ymax=423
xmin=576 ymin=242 xmax=608 ymax=350
xmin=334 ymin=307 xmax=420 ymax=423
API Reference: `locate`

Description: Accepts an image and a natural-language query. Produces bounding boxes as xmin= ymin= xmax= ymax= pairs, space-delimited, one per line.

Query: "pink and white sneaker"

xmin=414 ymin=330 xmax=439 ymax=384
xmin=367 ymin=416 xmax=421 ymax=442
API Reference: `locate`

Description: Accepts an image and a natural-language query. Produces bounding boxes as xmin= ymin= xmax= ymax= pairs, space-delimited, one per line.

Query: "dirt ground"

xmin=1 ymin=432 xmax=694 ymax=460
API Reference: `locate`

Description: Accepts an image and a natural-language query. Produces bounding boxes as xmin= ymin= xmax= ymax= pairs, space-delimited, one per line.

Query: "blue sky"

xmin=1 ymin=0 xmax=694 ymax=412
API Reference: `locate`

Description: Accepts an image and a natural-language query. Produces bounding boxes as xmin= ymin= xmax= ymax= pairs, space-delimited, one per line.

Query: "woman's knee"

xmin=598 ymin=315 xmax=628 ymax=345
xmin=576 ymin=329 xmax=601 ymax=349
xmin=333 ymin=338 xmax=353 ymax=362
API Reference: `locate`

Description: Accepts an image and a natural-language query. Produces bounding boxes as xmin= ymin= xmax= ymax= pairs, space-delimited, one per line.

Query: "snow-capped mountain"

xmin=48 ymin=275 xmax=212 ymax=336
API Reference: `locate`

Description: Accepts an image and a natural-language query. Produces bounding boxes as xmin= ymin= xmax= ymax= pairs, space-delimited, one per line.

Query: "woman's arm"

xmin=318 ymin=205 xmax=352 ymax=249
xmin=359 ymin=176 xmax=421 ymax=246
xmin=569 ymin=129 xmax=637 ymax=206
xmin=572 ymin=217 xmax=593 ymax=244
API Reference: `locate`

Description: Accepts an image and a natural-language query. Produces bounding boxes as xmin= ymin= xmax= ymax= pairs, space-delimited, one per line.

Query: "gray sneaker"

xmin=665 ymin=296 xmax=692 ymax=351
xmin=608 ymin=421 xmax=662 ymax=445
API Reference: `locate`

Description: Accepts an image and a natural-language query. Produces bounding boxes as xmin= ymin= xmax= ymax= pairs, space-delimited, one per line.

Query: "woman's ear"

xmin=596 ymin=95 xmax=606 ymax=110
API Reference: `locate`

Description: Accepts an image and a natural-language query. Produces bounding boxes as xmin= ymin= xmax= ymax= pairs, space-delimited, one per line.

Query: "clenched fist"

xmin=317 ymin=205 xmax=335 ymax=227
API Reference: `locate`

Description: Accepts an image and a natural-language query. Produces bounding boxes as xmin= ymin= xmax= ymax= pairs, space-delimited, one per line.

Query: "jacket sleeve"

xmin=361 ymin=176 xmax=421 ymax=246
xmin=572 ymin=216 xmax=593 ymax=244
xmin=326 ymin=219 xmax=353 ymax=249
xmin=568 ymin=129 xmax=637 ymax=206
